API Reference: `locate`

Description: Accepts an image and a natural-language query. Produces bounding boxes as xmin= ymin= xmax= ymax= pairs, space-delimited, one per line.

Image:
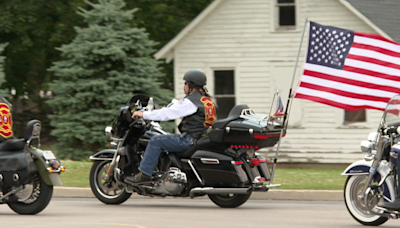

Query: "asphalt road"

xmin=0 ymin=198 xmax=399 ymax=228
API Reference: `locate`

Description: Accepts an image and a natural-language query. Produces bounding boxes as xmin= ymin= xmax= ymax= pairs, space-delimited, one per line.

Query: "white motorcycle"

xmin=343 ymin=94 xmax=400 ymax=226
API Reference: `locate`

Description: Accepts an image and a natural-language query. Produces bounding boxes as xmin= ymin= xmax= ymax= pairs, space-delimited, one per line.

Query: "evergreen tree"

xmin=48 ymin=0 xmax=171 ymax=160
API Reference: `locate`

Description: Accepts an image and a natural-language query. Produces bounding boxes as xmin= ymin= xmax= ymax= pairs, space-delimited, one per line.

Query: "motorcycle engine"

xmin=152 ymin=167 xmax=187 ymax=195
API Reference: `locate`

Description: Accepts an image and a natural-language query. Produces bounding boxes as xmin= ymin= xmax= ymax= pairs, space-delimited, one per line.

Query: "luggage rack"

xmin=239 ymin=109 xmax=269 ymax=125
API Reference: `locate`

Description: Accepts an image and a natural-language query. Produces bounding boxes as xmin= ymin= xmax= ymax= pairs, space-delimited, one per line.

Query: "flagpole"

xmin=268 ymin=91 xmax=278 ymax=117
xmin=269 ymin=18 xmax=308 ymax=185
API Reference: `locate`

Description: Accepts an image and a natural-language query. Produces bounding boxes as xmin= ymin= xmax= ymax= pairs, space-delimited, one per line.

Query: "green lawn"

xmin=59 ymin=160 xmax=348 ymax=190
xmin=272 ymin=167 xmax=347 ymax=190
xmin=60 ymin=160 xmax=92 ymax=187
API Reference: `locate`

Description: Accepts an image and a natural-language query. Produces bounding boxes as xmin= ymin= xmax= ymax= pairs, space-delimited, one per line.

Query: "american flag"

xmin=294 ymin=21 xmax=400 ymax=111
xmin=274 ymin=96 xmax=285 ymax=117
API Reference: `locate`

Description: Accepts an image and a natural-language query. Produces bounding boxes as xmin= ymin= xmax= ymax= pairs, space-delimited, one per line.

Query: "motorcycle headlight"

xmin=360 ymin=140 xmax=372 ymax=153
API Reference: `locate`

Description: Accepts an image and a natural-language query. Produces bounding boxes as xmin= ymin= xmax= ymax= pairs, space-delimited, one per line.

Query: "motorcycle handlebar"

xmin=129 ymin=116 xmax=145 ymax=128
xmin=383 ymin=126 xmax=400 ymax=135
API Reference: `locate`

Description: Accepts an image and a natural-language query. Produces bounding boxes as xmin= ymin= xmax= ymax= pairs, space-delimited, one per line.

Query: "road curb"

xmin=54 ymin=187 xmax=343 ymax=201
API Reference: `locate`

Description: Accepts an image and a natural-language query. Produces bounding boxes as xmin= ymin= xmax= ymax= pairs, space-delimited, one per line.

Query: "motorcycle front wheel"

xmin=344 ymin=175 xmax=388 ymax=226
xmin=90 ymin=160 xmax=132 ymax=204
xmin=7 ymin=174 xmax=53 ymax=215
xmin=208 ymin=191 xmax=252 ymax=208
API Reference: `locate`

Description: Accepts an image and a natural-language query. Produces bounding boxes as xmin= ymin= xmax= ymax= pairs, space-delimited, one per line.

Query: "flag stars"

xmin=307 ymin=22 xmax=354 ymax=69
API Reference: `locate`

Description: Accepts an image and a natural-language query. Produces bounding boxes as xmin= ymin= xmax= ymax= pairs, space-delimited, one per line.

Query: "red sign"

xmin=0 ymin=103 xmax=13 ymax=138
xmin=200 ymin=97 xmax=216 ymax=127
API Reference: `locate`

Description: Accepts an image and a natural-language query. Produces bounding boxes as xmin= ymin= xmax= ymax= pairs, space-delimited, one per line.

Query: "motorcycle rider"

xmin=124 ymin=69 xmax=217 ymax=185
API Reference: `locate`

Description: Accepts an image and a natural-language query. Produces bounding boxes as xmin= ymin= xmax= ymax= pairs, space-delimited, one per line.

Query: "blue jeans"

xmin=138 ymin=134 xmax=193 ymax=176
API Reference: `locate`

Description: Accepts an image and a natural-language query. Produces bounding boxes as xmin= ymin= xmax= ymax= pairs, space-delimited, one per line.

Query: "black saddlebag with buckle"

xmin=0 ymin=151 xmax=37 ymax=186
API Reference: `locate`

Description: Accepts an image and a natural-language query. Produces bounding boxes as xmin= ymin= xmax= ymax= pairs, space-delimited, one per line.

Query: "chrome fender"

xmin=342 ymin=159 xmax=395 ymax=201
xmin=89 ymin=149 xmax=116 ymax=161
xmin=342 ymin=159 xmax=373 ymax=176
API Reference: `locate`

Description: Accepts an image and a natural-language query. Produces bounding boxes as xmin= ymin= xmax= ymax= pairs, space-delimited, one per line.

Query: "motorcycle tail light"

xmin=249 ymin=158 xmax=260 ymax=167
xmin=256 ymin=177 xmax=266 ymax=182
xmin=231 ymin=161 xmax=243 ymax=165
xmin=230 ymin=145 xmax=259 ymax=149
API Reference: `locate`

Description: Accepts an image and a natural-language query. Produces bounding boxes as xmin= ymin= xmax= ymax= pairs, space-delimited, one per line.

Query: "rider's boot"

xmin=124 ymin=172 xmax=152 ymax=185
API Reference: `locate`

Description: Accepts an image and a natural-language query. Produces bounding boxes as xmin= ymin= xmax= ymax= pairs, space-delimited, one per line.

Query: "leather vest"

xmin=178 ymin=90 xmax=216 ymax=139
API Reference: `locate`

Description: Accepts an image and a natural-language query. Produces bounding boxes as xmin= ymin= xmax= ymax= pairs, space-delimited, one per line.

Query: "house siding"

xmin=171 ymin=0 xmax=386 ymax=163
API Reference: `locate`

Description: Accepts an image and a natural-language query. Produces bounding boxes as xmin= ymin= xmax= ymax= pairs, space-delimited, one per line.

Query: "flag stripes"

xmin=294 ymin=22 xmax=400 ymax=111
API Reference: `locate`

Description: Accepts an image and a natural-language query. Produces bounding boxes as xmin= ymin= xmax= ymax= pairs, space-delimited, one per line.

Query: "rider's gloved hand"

xmin=132 ymin=111 xmax=143 ymax=119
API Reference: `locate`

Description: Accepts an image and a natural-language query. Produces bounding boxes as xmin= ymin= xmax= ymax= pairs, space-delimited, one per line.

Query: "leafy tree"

xmin=0 ymin=43 xmax=7 ymax=85
xmin=48 ymin=0 xmax=172 ymax=160
xmin=125 ymin=0 xmax=214 ymax=90
xmin=0 ymin=1 xmax=87 ymax=141
xmin=0 ymin=43 xmax=8 ymax=96
xmin=0 ymin=1 xmax=86 ymax=109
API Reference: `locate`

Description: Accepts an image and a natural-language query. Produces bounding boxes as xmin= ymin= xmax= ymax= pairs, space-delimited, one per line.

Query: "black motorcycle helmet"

xmin=183 ymin=70 xmax=207 ymax=92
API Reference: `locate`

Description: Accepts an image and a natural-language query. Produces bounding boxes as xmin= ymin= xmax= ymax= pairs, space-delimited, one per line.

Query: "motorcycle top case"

xmin=0 ymin=151 xmax=37 ymax=186
xmin=208 ymin=119 xmax=283 ymax=148
xmin=191 ymin=150 xmax=248 ymax=186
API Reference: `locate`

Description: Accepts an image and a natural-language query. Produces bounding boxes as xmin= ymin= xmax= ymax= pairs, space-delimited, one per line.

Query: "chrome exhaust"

xmin=189 ymin=187 xmax=251 ymax=198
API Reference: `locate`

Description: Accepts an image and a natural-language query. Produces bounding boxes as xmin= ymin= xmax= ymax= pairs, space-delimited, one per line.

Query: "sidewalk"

xmin=53 ymin=187 xmax=343 ymax=201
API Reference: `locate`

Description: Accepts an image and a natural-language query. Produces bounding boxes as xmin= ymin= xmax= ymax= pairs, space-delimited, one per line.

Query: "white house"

xmin=154 ymin=0 xmax=400 ymax=164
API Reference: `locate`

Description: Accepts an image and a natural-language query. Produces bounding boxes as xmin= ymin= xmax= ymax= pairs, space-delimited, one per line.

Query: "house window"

xmin=276 ymin=0 xmax=296 ymax=29
xmin=344 ymin=110 xmax=366 ymax=124
xmin=214 ymin=70 xmax=235 ymax=119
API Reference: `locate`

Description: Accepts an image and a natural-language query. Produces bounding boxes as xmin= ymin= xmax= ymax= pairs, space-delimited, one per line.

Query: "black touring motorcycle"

xmin=89 ymin=95 xmax=286 ymax=208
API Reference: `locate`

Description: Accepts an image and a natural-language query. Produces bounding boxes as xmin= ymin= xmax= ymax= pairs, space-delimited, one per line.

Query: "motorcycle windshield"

xmin=383 ymin=94 xmax=400 ymax=128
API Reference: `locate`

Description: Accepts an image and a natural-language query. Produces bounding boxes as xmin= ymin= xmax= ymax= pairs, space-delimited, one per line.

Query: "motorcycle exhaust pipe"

xmin=189 ymin=187 xmax=251 ymax=198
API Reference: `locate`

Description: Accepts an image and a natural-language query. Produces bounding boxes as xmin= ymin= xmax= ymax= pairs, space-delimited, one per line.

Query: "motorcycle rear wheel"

xmin=344 ymin=175 xmax=388 ymax=226
xmin=7 ymin=174 xmax=53 ymax=215
xmin=208 ymin=191 xmax=252 ymax=208
xmin=90 ymin=160 xmax=132 ymax=204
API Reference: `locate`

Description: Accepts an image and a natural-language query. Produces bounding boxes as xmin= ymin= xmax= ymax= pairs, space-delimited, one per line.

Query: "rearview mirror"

xmin=105 ymin=126 xmax=112 ymax=138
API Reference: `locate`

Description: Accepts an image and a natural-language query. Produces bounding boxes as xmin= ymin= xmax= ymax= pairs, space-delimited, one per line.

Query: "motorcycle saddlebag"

xmin=0 ymin=151 xmax=37 ymax=186
xmin=191 ymin=150 xmax=248 ymax=185
xmin=209 ymin=119 xmax=283 ymax=149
